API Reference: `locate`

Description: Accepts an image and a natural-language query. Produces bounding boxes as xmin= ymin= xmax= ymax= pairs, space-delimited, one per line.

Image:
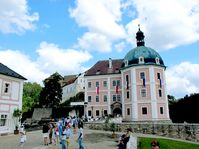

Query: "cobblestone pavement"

xmin=0 ymin=129 xmax=118 ymax=149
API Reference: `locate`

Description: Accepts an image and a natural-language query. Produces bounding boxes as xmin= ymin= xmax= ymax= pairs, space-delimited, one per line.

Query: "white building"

xmin=0 ymin=63 xmax=26 ymax=134
xmin=62 ymin=73 xmax=85 ymax=103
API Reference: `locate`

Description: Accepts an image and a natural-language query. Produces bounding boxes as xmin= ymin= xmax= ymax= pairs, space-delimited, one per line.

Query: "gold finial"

xmin=138 ymin=24 xmax=140 ymax=30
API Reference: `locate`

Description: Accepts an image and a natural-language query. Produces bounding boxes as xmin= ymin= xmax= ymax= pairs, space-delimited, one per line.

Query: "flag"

xmin=116 ymin=85 xmax=118 ymax=94
xmin=126 ymin=81 xmax=129 ymax=90
xmin=143 ymin=78 xmax=145 ymax=87
xmin=96 ymin=86 xmax=99 ymax=94
xmin=159 ymin=79 xmax=162 ymax=88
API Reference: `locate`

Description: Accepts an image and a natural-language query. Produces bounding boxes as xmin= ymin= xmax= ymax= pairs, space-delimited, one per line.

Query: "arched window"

xmin=139 ymin=56 xmax=144 ymax=64
xmin=155 ymin=57 xmax=160 ymax=64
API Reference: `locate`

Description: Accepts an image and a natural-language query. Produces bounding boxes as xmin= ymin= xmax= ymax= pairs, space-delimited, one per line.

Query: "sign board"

xmin=70 ymin=102 xmax=85 ymax=106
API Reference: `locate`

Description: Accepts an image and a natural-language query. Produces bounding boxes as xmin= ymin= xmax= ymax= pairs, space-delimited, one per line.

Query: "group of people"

xmin=42 ymin=116 xmax=84 ymax=149
xmin=117 ymin=127 xmax=160 ymax=149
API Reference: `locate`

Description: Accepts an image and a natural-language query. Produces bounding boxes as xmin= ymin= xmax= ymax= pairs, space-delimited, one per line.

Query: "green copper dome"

xmin=123 ymin=46 xmax=165 ymax=67
xmin=123 ymin=26 xmax=165 ymax=68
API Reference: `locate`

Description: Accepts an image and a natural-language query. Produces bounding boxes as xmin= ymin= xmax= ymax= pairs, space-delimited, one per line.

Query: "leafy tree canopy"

xmin=39 ymin=72 xmax=63 ymax=108
xmin=22 ymin=82 xmax=42 ymax=112
xmin=169 ymin=93 xmax=199 ymax=123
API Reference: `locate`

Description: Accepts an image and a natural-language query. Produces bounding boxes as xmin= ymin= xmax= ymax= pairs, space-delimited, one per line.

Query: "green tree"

xmin=22 ymin=82 xmax=42 ymax=112
xmin=39 ymin=72 xmax=63 ymax=108
xmin=13 ymin=108 xmax=22 ymax=129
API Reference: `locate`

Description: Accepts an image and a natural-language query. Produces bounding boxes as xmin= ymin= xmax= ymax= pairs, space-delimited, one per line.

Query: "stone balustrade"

xmin=84 ymin=122 xmax=199 ymax=142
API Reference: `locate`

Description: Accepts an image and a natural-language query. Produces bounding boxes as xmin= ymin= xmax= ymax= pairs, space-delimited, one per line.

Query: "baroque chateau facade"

xmin=83 ymin=27 xmax=170 ymax=122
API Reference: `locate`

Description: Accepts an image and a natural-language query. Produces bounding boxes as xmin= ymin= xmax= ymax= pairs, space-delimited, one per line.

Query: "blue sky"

xmin=0 ymin=0 xmax=199 ymax=99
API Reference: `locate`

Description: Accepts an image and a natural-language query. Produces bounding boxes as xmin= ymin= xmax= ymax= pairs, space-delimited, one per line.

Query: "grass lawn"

xmin=138 ymin=137 xmax=199 ymax=149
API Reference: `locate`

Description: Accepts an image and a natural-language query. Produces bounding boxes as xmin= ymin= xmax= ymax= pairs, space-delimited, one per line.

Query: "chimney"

xmin=109 ymin=58 xmax=112 ymax=68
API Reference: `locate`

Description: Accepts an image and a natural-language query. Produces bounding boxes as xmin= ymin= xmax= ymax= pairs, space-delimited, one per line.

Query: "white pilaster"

xmin=121 ymin=71 xmax=125 ymax=118
xmin=107 ymin=77 xmax=111 ymax=114
xmin=131 ymin=68 xmax=138 ymax=120
xmin=84 ymin=78 xmax=88 ymax=102
xmin=149 ymin=66 xmax=158 ymax=119
xmin=163 ymin=69 xmax=170 ymax=119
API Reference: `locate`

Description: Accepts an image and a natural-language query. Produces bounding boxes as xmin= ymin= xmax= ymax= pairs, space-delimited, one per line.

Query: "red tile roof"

xmin=85 ymin=59 xmax=123 ymax=76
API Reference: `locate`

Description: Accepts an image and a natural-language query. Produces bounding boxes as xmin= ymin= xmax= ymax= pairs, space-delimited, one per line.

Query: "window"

xmin=127 ymin=91 xmax=129 ymax=99
xmin=155 ymin=57 xmax=160 ymax=64
xmin=160 ymin=107 xmax=164 ymax=114
xmin=88 ymin=82 xmax=91 ymax=88
xmin=127 ymin=108 xmax=130 ymax=115
xmin=117 ymin=95 xmax=121 ymax=101
xmin=141 ymin=89 xmax=146 ymax=97
xmin=139 ymin=56 xmax=144 ymax=64
xmin=159 ymin=89 xmax=162 ymax=97
xmin=103 ymin=95 xmax=107 ymax=102
xmin=96 ymin=81 xmax=99 ymax=87
xmin=126 ymin=75 xmax=129 ymax=82
xmin=142 ymin=107 xmax=147 ymax=115
xmin=4 ymin=83 xmax=10 ymax=93
xmin=112 ymin=80 xmax=116 ymax=86
xmin=125 ymin=60 xmax=128 ymax=66
xmin=88 ymin=110 xmax=92 ymax=116
xmin=104 ymin=110 xmax=108 ymax=116
xmin=157 ymin=73 xmax=160 ymax=79
xmin=112 ymin=95 xmax=116 ymax=102
xmin=117 ymin=80 xmax=120 ymax=86
xmin=96 ymin=110 xmax=100 ymax=116
xmin=140 ymin=72 xmax=145 ymax=79
xmin=103 ymin=81 xmax=107 ymax=87
xmin=96 ymin=96 xmax=99 ymax=102
xmin=88 ymin=96 xmax=92 ymax=102
xmin=0 ymin=115 xmax=7 ymax=126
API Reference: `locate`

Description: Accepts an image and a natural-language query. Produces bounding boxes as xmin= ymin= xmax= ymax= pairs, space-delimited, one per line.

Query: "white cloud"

xmin=166 ymin=62 xmax=199 ymax=98
xmin=77 ymin=32 xmax=112 ymax=52
xmin=69 ymin=0 xmax=126 ymax=39
xmin=0 ymin=0 xmax=39 ymax=34
xmin=0 ymin=42 xmax=92 ymax=84
xmin=0 ymin=50 xmax=48 ymax=84
xmin=69 ymin=0 xmax=126 ymax=52
xmin=36 ymin=42 xmax=92 ymax=74
xmin=114 ymin=41 xmax=126 ymax=52
xmin=125 ymin=0 xmax=199 ymax=50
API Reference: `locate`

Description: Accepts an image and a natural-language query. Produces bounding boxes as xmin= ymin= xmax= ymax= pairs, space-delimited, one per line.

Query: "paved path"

xmin=0 ymin=129 xmax=118 ymax=149
xmin=1 ymin=128 xmax=199 ymax=149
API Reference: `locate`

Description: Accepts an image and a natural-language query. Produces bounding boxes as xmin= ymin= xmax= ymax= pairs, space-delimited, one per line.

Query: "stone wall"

xmin=85 ymin=122 xmax=199 ymax=142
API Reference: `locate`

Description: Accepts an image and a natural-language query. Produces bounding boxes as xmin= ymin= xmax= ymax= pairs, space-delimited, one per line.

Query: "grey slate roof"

xmin=0 ymin=63 xmax=27 ymax=80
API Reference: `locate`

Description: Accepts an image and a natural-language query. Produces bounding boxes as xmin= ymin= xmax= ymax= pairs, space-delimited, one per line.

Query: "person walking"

xmin=77 ymin=122 xmax=84 ymax=149
xmin=42 ymin=123 xmax=49 ymax=146
xmin=61 ymin=125 xmax=67 ymax=149
xmin=65 ymin=124 xmax=72 ymax=149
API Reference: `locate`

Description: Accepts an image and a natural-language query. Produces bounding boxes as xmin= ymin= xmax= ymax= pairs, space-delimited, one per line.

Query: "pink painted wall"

xmin=138 ymin=103 xmax=152 ymax=120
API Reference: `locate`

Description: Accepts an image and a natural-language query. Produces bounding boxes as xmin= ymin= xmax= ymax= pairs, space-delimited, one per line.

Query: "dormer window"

xmin=96 ymin=69 xmax=100 ymax=74
xmin=115 ymin=68 xmax=119 ymax=73
xmin=139 ymin=56 xmax=144 ymax=64
xmin=125 ymin=60 xmax=128 ymax=66
xmin=155 ymin=57 xmax=160 ymax=64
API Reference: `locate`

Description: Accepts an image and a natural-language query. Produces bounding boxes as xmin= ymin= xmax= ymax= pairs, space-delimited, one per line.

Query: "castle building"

xmin=84 ymin=27 xmax=170 ymax=122
xmin=0 ymin=63 xmax=26 ymax=134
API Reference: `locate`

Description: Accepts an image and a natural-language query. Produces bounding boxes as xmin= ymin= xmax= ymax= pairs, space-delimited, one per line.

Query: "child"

xmin=19 ymin=126 xmax=26 ymax=147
